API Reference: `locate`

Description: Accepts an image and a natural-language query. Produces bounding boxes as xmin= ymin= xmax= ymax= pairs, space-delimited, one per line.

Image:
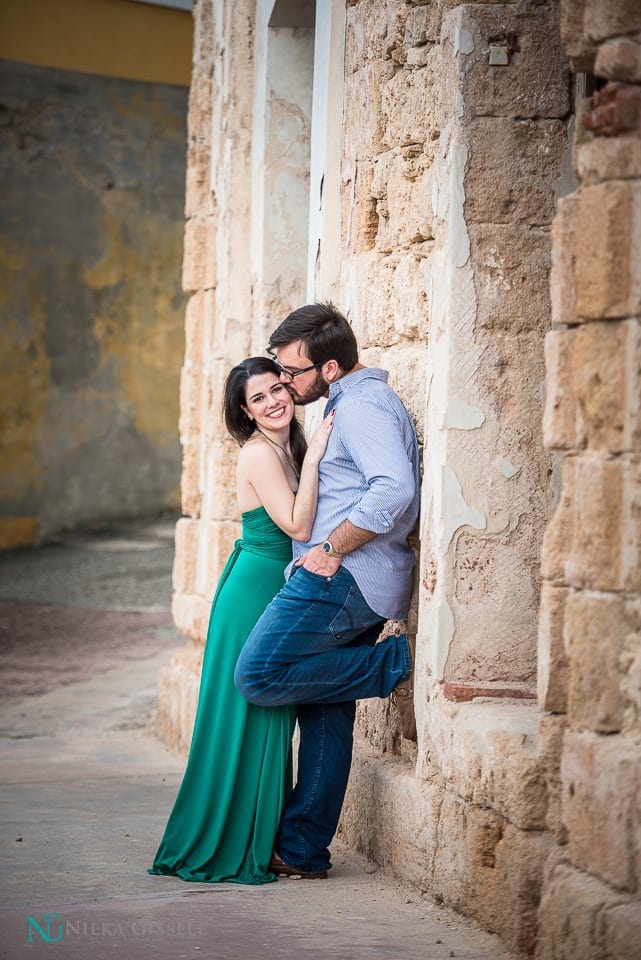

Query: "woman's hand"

xmin=305 ymin=410 xmax=335 ymax=464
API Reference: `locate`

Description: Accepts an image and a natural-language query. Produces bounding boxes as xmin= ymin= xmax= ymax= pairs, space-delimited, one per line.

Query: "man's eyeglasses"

xmin=269 ymin=357 xmax=323 ymax=380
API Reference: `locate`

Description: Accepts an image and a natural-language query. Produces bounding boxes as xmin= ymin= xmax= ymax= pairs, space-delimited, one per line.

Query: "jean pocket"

xmin=328 ymin=585 xmax=380 ymax=643
xmin=298 ymin=566 xmax=335 ymax=582
xmin=284 ymin=565 xmax=333 ymax=602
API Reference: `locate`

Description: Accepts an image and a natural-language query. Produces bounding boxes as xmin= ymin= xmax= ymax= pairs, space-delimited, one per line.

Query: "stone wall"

xmin=535 ymin=2 xmax=641 ymax=956
xmin=159 ymin=0 xmax=258 ymax=750
xmin=160 ymin=0 xmax=640 ymax=955
xmin=338 ymin=3 xmax=567 ymax=954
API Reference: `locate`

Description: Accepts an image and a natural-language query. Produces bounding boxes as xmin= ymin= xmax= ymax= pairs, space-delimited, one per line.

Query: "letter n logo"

xmin=27 ymin=913 xmax=64 ymax=943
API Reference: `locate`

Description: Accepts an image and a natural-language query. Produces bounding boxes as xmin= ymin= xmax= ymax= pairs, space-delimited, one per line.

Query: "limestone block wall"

xmin=158 ymin=0 xmax=639 ymax=955
xmin=158 ymin=0 xmax=257 ymax=751
xmin=337 ymin=3 xmax=569 ymax=955
xmin=534 ymin=2 xmax=641 ymax=957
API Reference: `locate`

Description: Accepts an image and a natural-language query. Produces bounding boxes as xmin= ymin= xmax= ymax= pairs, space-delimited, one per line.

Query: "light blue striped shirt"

xmin=291 ymin=368 xmax=420 ymax=619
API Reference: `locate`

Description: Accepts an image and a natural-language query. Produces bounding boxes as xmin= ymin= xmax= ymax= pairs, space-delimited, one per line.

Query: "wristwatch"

xmin=322 ymin=539 xmax=343 ymax=559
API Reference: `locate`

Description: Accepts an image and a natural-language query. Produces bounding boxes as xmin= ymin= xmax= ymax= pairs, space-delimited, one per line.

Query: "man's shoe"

xmin=391 ymin=632 xmax=415 ymax=704
xmin=269 ymin=851 xmax=328 ymax=879
xmin=390 ymin=633 xmax=417 ymax=740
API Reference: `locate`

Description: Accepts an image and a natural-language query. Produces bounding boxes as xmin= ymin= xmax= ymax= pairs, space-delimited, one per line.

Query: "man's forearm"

xmin=295 ymin=519 xmax=376 ymax=576
xmin=327 ymin=519 xmax=376 ymax=556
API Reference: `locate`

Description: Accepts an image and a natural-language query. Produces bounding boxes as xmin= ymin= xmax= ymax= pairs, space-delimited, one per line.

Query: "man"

xmin=234 ymin=302 xmax=419 ymax=879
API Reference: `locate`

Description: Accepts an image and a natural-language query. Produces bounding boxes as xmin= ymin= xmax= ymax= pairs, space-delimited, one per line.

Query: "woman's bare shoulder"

xmin=237 ymin=438 xmax=279 ymax=470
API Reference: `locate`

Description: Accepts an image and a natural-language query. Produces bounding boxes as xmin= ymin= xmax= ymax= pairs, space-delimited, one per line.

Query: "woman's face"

xmin=242 ymin=371 xmax=295 ymax=432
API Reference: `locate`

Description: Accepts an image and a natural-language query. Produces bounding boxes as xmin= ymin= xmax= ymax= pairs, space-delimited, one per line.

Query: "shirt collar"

xmin=327 ymin=367 xmax=389 ymax=402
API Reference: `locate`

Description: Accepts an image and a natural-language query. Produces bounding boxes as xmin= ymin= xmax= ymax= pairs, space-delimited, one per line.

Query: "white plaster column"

xmin=307 ymin=0 xmax=346 ymax=302
xmin=251 ymin=0 xmax=315 ymax=350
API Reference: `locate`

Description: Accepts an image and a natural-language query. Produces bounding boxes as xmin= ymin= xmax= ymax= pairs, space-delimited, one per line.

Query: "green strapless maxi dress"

xmin=149 ymin=506 xmax=295 ymax=884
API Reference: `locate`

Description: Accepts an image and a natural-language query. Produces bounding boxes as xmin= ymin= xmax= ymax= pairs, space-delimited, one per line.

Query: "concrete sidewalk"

xmin=0 ymin=519 xmax=517 ymax=960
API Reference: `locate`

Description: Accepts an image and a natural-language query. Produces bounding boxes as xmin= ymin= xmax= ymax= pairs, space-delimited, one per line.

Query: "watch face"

xmin=322 ymin=541 xmax=330 ymax=553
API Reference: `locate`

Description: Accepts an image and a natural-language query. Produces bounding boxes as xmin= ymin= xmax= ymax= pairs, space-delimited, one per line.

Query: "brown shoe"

xmin=269 ymin=852 xmax=328 ymax=879
xmin=390 ymin=633 xmax=417 ymax=740
xmin=391 ymin=632 xmax=415 ymax=704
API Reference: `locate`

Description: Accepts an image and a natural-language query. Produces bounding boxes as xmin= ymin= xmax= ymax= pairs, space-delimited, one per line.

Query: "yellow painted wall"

xmin=0 ymin=0 xmax=192 ymax=86
xmin=0 ymin=53 xmax=188 ymax=548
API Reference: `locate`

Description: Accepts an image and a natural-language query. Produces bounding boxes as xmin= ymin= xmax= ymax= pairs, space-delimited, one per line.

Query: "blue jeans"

xmin=234 ymin=566 xmax=410 ymax=872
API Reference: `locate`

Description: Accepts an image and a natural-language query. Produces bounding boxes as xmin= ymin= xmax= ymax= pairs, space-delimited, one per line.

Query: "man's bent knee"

xmin=234 ymin=652 xmax=277 ymax=706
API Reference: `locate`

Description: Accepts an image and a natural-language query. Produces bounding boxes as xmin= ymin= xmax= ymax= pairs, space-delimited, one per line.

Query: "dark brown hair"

xmin=223 ymin=357 xmax=307 ymax=472
xmin=268 ymin=301 xmax=358 ymax=372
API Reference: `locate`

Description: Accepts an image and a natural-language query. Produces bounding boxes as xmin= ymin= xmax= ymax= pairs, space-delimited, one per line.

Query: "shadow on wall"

xmin=0 ymin=59 xmax=189 ymax=548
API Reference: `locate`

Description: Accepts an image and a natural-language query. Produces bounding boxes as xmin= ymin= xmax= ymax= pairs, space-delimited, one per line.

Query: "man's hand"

xmin=294 ymin=544 xmax=343 ymax=577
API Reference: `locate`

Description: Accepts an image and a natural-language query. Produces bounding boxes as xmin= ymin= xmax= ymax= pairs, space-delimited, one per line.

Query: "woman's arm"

xmin=237 ymin=413 xmax=334 ymax=540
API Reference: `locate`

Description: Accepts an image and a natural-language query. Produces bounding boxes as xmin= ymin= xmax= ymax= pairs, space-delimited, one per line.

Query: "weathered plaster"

xmin=422 ymin=118 xmax=480 ymax=688
xmin=433 ymin=592 xmax=455 ymax=683
xmin=251 ymin=8 xmax=313 ymax=319
xmin=497 ymin=458 xmax=520 ymax=479
xmin=307 ymin=0 xmax=347 ymax=302
xmin=0 ymin=61 xmax=187 ymax=545
xmin=455 ymin=26 xmax=475 ymax=58
xmin=444 ymin=397 xmax=486 ymax=430
xmin=440 ymin=465 xmax=486 ymax=552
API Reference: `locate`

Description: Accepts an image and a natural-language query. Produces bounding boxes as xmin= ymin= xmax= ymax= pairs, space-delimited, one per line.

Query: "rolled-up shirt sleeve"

xmin=339 ymin=398 xmax=417 ymax=534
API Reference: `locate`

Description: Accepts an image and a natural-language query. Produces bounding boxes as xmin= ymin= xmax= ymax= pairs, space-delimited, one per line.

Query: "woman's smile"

xmin=243 ymin=372 xmax=295 ymax=433
xmin=265 ymin=405 xmax=287 ymax=421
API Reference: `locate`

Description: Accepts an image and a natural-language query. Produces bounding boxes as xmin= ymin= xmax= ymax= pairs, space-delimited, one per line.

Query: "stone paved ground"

xmin=0 ymin=519 xmax=180 ymax=697
xmin=0 ymin=519 xmax=518 ymax=960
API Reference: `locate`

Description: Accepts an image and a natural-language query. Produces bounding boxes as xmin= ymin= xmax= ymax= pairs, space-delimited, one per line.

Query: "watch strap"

xmin=322 ymin=539 xmax=343 ymax=559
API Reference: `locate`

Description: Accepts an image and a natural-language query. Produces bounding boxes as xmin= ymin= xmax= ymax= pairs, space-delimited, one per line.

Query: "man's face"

xmin=272 ymin=340 xmax=329 ymax=405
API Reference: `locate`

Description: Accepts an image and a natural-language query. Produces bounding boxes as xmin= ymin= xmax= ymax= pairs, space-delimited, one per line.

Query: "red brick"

xmin=584 ymin=82 xmax=641 ymax=137
xmin=442 ymin=682 xmax=536 ymax=702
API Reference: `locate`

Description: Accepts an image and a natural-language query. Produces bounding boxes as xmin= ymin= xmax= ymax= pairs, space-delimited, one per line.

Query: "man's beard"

xmin=289 ymin=369 xmax=328 ymax=406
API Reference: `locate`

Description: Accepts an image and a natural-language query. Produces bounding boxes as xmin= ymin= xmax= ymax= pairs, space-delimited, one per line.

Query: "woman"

xmin=149 ymin=357 xmax=333 ymax=884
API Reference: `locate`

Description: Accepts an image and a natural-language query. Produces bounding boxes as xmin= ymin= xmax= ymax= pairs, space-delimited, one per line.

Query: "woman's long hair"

xmin=223 ymin=357 xmax=307 ymax=474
